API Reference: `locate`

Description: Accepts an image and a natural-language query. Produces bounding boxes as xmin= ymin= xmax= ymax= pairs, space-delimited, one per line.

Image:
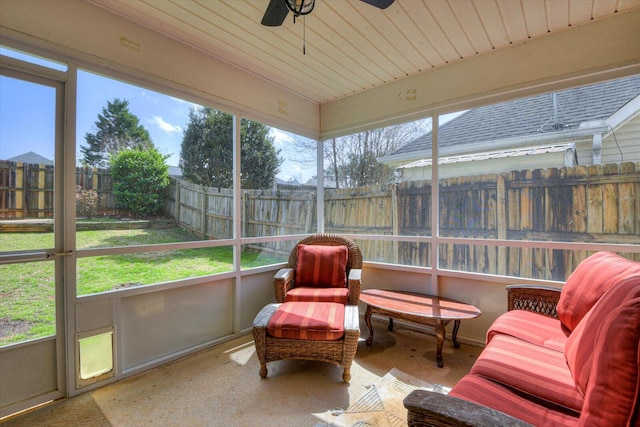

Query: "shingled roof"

xmin=6 ymin=151 xmax=54 ymax=165
xmin=386 ymin=75 xmax=640 ymax=161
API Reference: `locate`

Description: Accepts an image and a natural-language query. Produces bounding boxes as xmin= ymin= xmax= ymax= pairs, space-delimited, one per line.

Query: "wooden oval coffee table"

xmin=359 ymin=289 xmax=481 ymax=367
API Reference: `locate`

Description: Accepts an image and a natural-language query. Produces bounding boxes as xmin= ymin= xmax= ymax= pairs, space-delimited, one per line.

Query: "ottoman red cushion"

xmin=267 ymin=302 xmax=345 ymax=341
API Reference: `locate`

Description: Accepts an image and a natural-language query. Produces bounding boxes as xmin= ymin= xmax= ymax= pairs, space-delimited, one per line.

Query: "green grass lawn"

xmin=1 ymin=226 xmax=284 ymax=346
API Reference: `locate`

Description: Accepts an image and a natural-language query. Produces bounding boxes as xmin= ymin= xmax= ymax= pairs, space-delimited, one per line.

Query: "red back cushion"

xmin=558 ymin=252 xmax=640 ymax=334
xmin=564 ymin=280 xmax=640 ymax=426
xmin=295 ymin=244 xmax=348 ymax=288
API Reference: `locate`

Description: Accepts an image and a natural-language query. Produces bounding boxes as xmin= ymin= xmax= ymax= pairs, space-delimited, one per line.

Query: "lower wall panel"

xmin=0 ymin=338 xmax=58 ymax=415
xmin=120 ymin=280 xmax=234 ymax=371
xmin=239 ymin=270 xmax=278 ymax=330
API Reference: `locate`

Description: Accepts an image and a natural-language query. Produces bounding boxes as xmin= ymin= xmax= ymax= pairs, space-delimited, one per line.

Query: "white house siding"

xmin=574 ymin=114 xmax=640 ymax=166
xmin=603 ymin=112 xmax=640 ymax=165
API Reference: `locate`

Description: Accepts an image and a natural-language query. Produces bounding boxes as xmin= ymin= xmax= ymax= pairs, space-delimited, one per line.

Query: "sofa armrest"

xmin=274 ymin=268 xmax=294 ymax=303
xmin=404 ymin=390 xmax=533 ymax=427
xmin=507 ymin=284 xmax=561 ymax=319
xmin=347 ymin=268 xmax=362 ymax=305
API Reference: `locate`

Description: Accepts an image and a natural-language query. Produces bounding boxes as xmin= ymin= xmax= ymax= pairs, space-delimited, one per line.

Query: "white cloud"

xmin=151 ymin=116 xmax=182 ymax=133
xmin=270 ymin=128 xmax=294 ymax=146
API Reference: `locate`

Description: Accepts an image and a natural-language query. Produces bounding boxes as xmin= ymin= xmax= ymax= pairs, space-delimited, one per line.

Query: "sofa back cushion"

xmin=564 ymin=278 xmax=640 ymax=426
xmin=557 ymin=252 xmax=640 ymax=334
xmin=295 ymin=244 xmax=348 ymax=288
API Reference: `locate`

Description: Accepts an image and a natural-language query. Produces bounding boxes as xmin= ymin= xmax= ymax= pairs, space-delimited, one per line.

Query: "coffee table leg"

xmin=452 ymin=320 xmax=461 ymax=348
xmin=436 ymin=320 xmax=445 ymax=368
xmin=365 ymin=305 xmax=374 ymax=345
xmin=388 ymin=318 xmax=394 ymax=331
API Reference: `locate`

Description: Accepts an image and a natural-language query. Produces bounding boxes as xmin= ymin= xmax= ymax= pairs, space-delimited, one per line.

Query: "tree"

xmin=179 ymin=107 xmax=282 ymax=189
xmin=293 ymin=119 xmax=430 ymax=188
xmin=110 ymin=148 xmax=169 ymax=217
xmin=80 ymin=99 xmax=154 ymax=168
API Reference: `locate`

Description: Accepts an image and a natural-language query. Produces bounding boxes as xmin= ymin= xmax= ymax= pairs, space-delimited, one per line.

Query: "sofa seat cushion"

xmin=267 ymin=301 xmax=345 ymax=341
xmin=285 ymin=287 xmax=349 ymax=304
xmin=565 ymin=279 xmax=640 ymax=427
xmin=470 ymin=334 xmax=584 ymax=412
xmin=450 ymin=374 xmax=580 ymax=427
xmin=558 ymin=252 xmax=640 ymax=334
xmin=295 ymin=244 xmax=348 ymax=288
xmin=486 ymin=309 xmax=566 ymax=351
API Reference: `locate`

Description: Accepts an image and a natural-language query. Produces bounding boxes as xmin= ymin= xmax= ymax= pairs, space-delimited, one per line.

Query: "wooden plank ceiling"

xmin=89 ymin=0 xmax=640 ymax=105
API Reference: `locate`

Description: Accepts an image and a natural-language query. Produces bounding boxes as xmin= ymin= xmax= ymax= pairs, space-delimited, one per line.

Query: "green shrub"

xmin=75 ymin=185 xmax=100 ymax=218
xmin=110 ymin=148 xmax=170 ymax=217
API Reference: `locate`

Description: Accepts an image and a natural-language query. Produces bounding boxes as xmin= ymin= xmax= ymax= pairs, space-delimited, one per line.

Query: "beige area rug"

xmin=317 ymin=368 xmax=450 ymax=427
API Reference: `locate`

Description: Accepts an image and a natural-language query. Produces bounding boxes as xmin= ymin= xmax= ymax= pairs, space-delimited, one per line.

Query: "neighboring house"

xmin=168 ymin=166 xmax=182 ymax=177
xmin=6 ymin=151 xmax=54 ymax=165
xmin=274 ymin=177 xmax=337 ymax=190
xmin=379 ymin=75 xmax=640 ymax=181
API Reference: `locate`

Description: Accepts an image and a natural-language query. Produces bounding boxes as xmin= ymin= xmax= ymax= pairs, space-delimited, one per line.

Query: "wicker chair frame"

xmin=273 ymin=233 xmax=363 ymax=305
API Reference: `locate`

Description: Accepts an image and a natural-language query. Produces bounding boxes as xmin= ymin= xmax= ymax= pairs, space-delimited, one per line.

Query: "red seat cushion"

xmin=267 ymin=302 xmax=345 ymax=341
xmin=285 ymin=287 xmax=349 ymax=304
xmin=295 ymin=244 xmax=348 ymax=288
xmin=471 ymin=334 xmax=583 ymax=412
xmin=557 ymin=252 xmax=640 ymax=334
xmin=487 ymin=309 xmax=566 ymax=351
xmin=565 ymin=279 xmax=640 ymax=426
xmin=450 ymin=374 xmax=580 ymax=427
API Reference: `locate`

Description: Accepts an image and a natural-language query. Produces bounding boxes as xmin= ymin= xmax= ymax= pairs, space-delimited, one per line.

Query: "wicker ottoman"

xmin=252 ymin=302 xmax=360 ymax=382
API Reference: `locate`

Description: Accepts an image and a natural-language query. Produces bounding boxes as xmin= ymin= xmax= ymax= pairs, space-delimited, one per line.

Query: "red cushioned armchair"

xmin=273 ymin=234 xmax=363 ymax=306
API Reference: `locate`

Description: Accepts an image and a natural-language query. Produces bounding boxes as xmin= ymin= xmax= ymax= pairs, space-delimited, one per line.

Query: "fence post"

xmin=496 ymin=174 xmax=507 ymax=275
xmin=304 ymin=192 xmax=313 ymax=233
xmin=201 ymin=186 xmax=207 ymax=239
xmin=36 ymin=163 xmax=45 ymax=218
xmin=391 ymin=183 xmax=399 ymax=264
xmin=241 ymin=191 xmax=247 ymax=238
xmin=92 ymin=167 xmax=98 ymax=191
xmin=20 ymin=162 xmax=28 ymax=218
xmin=174 ymin=180 xmax=181 ymax=225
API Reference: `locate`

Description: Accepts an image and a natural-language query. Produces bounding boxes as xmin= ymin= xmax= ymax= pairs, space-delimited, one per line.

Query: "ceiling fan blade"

xmin=261 ymin=0 xmax=289 ymax=27
xmin=360 ymin=0 xmax=395 ymax=9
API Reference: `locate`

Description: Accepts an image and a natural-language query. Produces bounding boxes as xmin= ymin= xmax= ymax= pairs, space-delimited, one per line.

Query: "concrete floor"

xmin=3 ymin=318 xmax=481 ymax=426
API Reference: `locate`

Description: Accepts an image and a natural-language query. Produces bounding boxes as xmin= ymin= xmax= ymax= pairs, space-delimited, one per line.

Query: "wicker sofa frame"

xmin=404 ymin=284 xmax=560 ymax=426
xmin=273 ymin=233 xmax=363 ymax=306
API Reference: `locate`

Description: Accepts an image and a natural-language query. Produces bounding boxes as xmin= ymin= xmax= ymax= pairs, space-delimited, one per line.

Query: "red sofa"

xmin=404 ymin=252 xmax=640 ymax=426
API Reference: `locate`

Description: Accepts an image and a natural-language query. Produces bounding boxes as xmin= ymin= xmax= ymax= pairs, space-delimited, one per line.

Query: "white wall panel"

xmin=238 ymin=271 xmax=277 ymax=331
xmin=76 ymin=298 xmax=114 ymax=334
xmin=0 ymin=339 xmax=57 ymax=416
xmin=120 ymin=281 xmax=234 ymax=371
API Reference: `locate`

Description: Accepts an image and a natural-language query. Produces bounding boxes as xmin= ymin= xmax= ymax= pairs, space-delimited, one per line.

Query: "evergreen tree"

xmin=110 ymin=148 xmax=169 ymax=217
xmin=179 ymin=107 xmax=282 ymax=189
xmin=80 ymin=99 xmax=154 ymax=168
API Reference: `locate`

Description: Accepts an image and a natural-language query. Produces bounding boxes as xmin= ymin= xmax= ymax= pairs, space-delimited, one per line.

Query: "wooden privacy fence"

xmin=2 ymin=158 xmax=638 ymax=281
xmin=0 ymin=161 xmax=124 ymax=218
xmin=0 ymin=161 xmax=54 ymax=218
xmin=394 ymin=162 xmax=640 ymax=280
xmin=166 ymin=162 xmax=639 ymax=281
